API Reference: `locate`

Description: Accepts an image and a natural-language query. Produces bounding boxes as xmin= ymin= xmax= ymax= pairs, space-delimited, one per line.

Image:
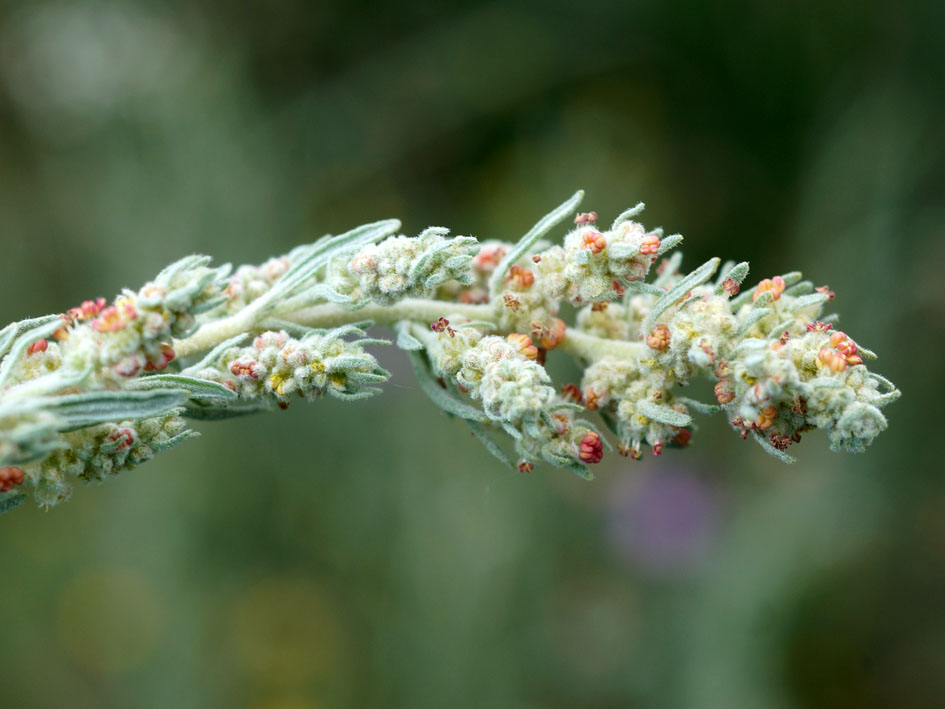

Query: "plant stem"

xmin=174 ymin=297 xmax=645 ymax=364
xmin=559 ymin=329 xmax=644 ymax=363
xmin=174 ymin=299 xmax=494 ymax=357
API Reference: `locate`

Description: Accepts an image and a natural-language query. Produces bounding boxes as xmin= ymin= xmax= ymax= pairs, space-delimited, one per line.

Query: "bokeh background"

xmin=0 ymin=1 xmax=942 ymax=707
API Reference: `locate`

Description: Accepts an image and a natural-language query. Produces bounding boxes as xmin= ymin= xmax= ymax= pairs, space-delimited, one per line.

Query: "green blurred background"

xmin=0 ymin=1 xmax=942 ymax=707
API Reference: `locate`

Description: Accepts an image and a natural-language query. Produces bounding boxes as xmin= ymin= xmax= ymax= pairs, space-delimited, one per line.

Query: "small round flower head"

xmin=753 ymin=276 xmax=786 ymax=302
xmin=455 ymin=336 xmax=556 ymax=422
xmin=581 ymin=230 xmax=607 ymax=255
xmin=201 ymin=328 xmax=388 ymax=404
xmin=472 ymin=241 xmax=509 ymax=274
xmin=15 ymin=411 xmax=195 ymax=508
xmin=829 ymin=401 xmax=887 ymax=453
xmin=51 ymin=256 xmax=225 ymax=385
xmin=757 ymin=405 xmax=778 ymax=430
xmin=507 ymin=265 xmax=535 ymax=289
xmin=507 ymin=333 xmax=539 ymax=360
xmin=338 ymin=228 xmax=478 ymax=305
xmin=533 ymin=317 xmax=567 ymax=351
xmin=639 ymin=234 xmax=661 ymax=256
xmin=426 ymin=329 xmax=593 ymax=469
xmin=0 ymin=466 xmax=24 ymax=492
xmin=561 ymin=384 xmax=583 ymax=403
xmin=518 ymin=208 xmax=665 ymax=314
xmin=223 ymin=257 xmax=290 ymax=313
xmin=646 ymin=324 xmax=671 ymax=351
xmin=578 ymin=432 xmax=603 ymax=463
xmin=715 ymin=379 xmax=735 ymax=405
xmin=817 ymin=347 xmax=847 ymax=373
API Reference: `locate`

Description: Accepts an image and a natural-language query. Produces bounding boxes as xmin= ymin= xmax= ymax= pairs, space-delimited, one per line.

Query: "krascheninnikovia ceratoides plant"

xmin=0 ymin=191 xmax=900 ymax=514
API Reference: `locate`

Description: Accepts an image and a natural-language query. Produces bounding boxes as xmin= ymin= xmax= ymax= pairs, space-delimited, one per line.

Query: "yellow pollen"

xmin=269 ymin=371 xmax=289 ymax=396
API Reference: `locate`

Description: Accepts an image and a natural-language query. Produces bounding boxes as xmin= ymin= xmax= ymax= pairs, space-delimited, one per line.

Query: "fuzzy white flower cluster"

xmin=221 ymin=256 xmax=291 ymax=313
xmin=329 ymin=228 xmax=478 ymax=306
xmin=491 ymin=209 xmax=669 ymax=341
xmin=426 ymin=325 xmax=603 ymax=471
xmin=0 ymin=191 xmax=900 ymax=515
xmin=21 ymin=411 xmax=193 ymax=508
xmin=722 ymin=325 xmax=892 ymax=455
xmin=537 ymin=218 xmax=663 ymax=303
xmin=581 ymin=357 xmax=690 ymax=459
xmin=192 ymin=327 xmax=389 ymax=405
xmin=576 ymin=256 xmax=898 ymax=461
xmin=53 ymin=256 xmax=228 ymax=383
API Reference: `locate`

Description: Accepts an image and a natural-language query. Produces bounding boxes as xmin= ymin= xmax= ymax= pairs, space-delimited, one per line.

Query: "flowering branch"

xmin=0 ymin=191 xmax=899 ymax=513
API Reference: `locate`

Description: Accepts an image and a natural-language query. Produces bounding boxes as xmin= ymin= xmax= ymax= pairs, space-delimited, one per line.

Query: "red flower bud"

xmin=578 ymin=432 xmax=603 ymax=463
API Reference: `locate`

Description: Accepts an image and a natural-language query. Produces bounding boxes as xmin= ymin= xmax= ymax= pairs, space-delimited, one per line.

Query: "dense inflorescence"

xmin=190 ymin=327 xmax=389 ymax=405
xmin=0 ymin=191 xmax=899 ymax=513
xmin=24 ymin=411 xmax=195 ymax=507
xmin=328 ymin=227 xmax=478 ymax=305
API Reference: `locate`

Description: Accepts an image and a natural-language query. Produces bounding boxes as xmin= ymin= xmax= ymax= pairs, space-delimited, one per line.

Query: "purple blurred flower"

xmin=607 ymin=467 xmax=719 ymax=576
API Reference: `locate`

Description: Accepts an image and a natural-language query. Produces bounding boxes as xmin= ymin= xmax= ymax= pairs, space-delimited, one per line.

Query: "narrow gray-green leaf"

xmin=644 ymin=258 xmax=720 ymax=333
xmin=130 ymin=375 xmax=237 ymax=402
xmin=261 ymin=219 xmax=400 ymax=307
xmin=870 ymin=373 xmax=897 ymax=393
xmin=653 ymin=252 xmax=683 ymax=287
xmin=190 ymin=295 xmax=229 ymax=315
xmin=327 ymin=388 xmax=381 ymax=401
xmin=48 ymin=389 xmax=189 ymax=430
xmin=407 ymin=351 xmax=488 ymax=422
xmin=305 ymin=283 xmax=354 ymax=304
xmin=713 ymin=262 xmax=750 ymax=295
xmin=611 ymin=202 xmax=645 ymax=229
xmin=677 ymin=397 xmax=721 ymax=415
xmin=656 ymin=234 xmax=683 ymax=256
xmin=787 ymin=293 xmax=829 ymax=313
xmin=784 ymin=281 xmax=814 ymax=296
xmin=751 ymin=290 xmax=774 ymax=308
xmin=874 ymin=390 xmax=901 ymax=407
xmin=736 ymin=307 xmax=771 ymax=336
xmin=0 ymin=318 xmax=69 ymax=391
xmin=323 ymin=324 xmax=370 ymax=341
xmin=352 ymin=338 xmax=391 ymax=348
xmin=183 ymin=334 xmax=250 ymax=372
xmin=151 ymin=429 xmax=201 ymax=453
xmin=716 ymin=261 xmax=735 ymax=283
xmin=565 ymin=461 xmax=593 ymax=480
xmin=637 ymin=400 xmax=692 ymax=427
xmin=395 ymin=326 xmax=424 ymax=351
xmin=0 ymin=315 xmax=62 ymax=362
xmin=489 ymin=190 xmax=584 ymax=294
xmin=625 ymin=281 xmax=667 ymax=297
